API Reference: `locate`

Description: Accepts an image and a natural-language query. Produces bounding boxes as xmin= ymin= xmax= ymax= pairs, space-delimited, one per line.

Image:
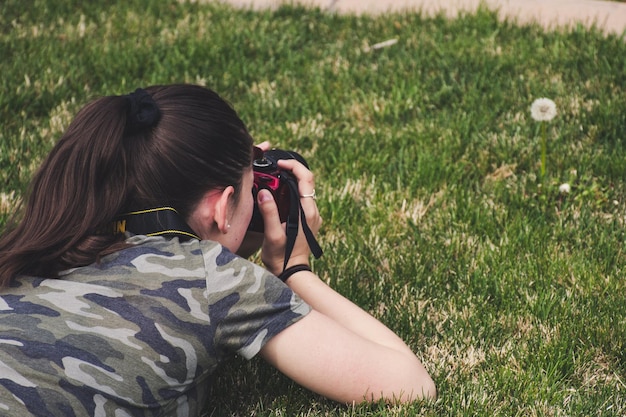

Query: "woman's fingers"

xmin=257 ymin=189 xmax=289 ymax=274
xmin=256 ymin=141 xmax=271 ymax=152
xmin=257 ymin=189 xmax=284 ymax=243
xmin=276 ymin=159 xmax=322 ymax=235
xmin=277 ymin=159 xmax=314 ymax=193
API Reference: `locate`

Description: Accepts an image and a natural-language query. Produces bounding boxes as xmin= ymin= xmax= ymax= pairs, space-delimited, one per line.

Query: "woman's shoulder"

xmin=102 ymin=235 xmax=265 ymax=283
xmin=91 ymin=235 xmax=224 ymax=276
xmin=5 ymin=235 xmax=279 ymax=304
xmin=120 ymin=234 xmax=251 ymax=270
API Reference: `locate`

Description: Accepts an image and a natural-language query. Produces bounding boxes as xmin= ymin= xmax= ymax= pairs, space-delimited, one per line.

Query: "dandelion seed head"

xmin=559 ymin=183 xmax=571 ymax=194
xmin=531 ymin=98 xmax=557 ymax=122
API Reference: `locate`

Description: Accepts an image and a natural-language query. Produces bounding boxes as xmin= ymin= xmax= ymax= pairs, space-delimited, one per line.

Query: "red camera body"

xmin=247 ymin=149 xmax=307 ymax=232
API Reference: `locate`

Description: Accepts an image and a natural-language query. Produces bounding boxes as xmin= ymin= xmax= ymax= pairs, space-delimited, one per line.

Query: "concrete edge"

xmin=214 ymin=0 xmax=626 ymax=36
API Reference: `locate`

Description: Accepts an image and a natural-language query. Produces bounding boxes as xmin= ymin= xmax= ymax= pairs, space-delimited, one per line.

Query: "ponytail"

xmin=0 ymin=95 xmax=137 ymax=285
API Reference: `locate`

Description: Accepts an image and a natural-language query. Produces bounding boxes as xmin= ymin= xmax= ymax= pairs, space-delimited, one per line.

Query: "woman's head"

xmin=0 ymin=84 xmax=254 ymax=284
xmin=128 ymin=85 xmax=253 ymax=215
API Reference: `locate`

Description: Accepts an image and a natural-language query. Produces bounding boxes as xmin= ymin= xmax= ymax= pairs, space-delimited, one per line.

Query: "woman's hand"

xmin=256 ymin=159 xmax=322 ymax=276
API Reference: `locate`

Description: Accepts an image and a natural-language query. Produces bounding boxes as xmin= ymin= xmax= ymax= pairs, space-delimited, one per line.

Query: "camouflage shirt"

xmin=0 ymin=235 xmax=311 ymax=416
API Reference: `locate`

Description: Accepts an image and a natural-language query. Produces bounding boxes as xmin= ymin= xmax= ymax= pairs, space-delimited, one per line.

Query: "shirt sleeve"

xmin=200 ymin=241 xmax=311 ymax=360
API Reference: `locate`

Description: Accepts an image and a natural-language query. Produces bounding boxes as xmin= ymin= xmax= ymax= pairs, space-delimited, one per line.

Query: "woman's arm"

xmin=282 ymin=270 xmax=422 ymax=360
xmin=256 ymin=159 xmax=435 ymax=403
xmin=260 ymin=271 xmax=436 ymax=404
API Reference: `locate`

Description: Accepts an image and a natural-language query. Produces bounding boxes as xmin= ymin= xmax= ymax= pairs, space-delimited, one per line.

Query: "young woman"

xmin=0 ymin=84 xmax=435 ymax=416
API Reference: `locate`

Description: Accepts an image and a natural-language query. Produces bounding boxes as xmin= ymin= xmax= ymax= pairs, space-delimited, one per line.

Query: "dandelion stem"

xmin=540 ymin=122 xmax=547 ymax=179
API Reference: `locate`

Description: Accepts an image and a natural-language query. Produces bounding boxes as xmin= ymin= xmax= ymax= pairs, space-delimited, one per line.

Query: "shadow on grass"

xmin=204 ymin=357 xmax=339 ymax=416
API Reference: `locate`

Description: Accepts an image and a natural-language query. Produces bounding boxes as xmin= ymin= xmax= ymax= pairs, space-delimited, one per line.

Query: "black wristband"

xmin=278 ymin=264 xmax=311 ymax=282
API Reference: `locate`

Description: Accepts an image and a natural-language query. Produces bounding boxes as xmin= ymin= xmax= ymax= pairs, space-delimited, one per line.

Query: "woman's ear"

xmin=187 ymin=186 xmax=235 ymax=240
xmin=213 ymin=185 xmax=235 ymax=234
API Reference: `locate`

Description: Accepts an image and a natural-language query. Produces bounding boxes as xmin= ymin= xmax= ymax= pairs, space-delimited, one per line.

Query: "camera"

xmin=247 ymin=147 xmax=322 ymax=269
xmin=247 ymin=148 xmax=308 ymax=232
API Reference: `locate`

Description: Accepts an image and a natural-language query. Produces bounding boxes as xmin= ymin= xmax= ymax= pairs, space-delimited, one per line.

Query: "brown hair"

xmin=0 ymin=84 xmax=253 ymax=286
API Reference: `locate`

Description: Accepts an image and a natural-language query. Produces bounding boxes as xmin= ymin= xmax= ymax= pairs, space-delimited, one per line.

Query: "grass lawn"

xmin=1 ymin=1 xmax=626 ymax=415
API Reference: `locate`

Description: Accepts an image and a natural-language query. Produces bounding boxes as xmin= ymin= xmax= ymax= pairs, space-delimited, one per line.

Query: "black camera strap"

xmin=116 ymin=207 xmax=200 ymax=241
xmin=282 ymin=172 xmax=323 ymax=271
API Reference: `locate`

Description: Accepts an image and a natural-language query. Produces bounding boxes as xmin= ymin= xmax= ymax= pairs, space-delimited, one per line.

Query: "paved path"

xmin=218 ymin=0 xmax=626 ymax=36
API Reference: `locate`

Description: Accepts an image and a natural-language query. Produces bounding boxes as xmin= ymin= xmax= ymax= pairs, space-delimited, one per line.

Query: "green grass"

xmin=2 ymin=1 xmax=626 ymax=415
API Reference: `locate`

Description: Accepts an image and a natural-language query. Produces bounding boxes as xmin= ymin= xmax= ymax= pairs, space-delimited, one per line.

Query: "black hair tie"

xmin=124 ymin=88 xmax=161 ymax=135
